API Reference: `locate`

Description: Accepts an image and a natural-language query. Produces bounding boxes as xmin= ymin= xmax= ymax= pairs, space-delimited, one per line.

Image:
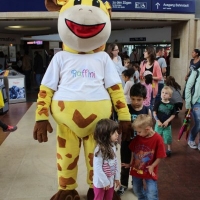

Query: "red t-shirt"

xmin=129 ymin=132 xmax=166 ymax=180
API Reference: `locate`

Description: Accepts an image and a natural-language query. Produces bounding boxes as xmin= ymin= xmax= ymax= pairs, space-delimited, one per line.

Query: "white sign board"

xmin=8 ymin=78 xmax=25 ymax=100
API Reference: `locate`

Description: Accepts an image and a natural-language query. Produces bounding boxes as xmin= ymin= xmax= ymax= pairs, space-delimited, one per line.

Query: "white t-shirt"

xmin=42 ymin=51 xmax=121 ymax=101
xmin=113 ymin=56 xmax=126 ymax=88
xmin=157 ymin=57 xmax=167 ymax=84
xmin=93 ymin=145 xmax=120 ymax=188
xmin=124 ymin=80 xmax=134 ymax=104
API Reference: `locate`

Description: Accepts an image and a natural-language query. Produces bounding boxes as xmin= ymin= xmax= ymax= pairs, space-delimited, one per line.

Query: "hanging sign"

xmin=108 ymin=0 xmax=151 ymax=11
xmin=152 ymin=0 xmax=195 ymax=13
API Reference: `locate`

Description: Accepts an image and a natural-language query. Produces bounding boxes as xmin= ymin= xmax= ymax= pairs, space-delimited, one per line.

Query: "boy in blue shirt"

xmin=117 ymin=83 xmax=151 ymax=195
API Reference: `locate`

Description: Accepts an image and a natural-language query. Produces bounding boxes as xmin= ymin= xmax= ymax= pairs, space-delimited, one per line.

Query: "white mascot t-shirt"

xmin=42 ymin=51 xmax=121 ymax=101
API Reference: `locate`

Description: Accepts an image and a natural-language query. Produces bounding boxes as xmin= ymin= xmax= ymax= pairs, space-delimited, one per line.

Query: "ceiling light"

xmin=5 ymin=26 xmax=51 ymax=31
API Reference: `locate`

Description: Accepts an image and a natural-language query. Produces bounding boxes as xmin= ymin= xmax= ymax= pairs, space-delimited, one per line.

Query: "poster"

xmin=8 ymin=78 xmax=25 ymax=100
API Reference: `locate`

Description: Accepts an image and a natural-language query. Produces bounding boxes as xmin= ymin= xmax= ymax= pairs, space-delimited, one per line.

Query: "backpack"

xmin=182 ymin=68 xmax=199 ymax=100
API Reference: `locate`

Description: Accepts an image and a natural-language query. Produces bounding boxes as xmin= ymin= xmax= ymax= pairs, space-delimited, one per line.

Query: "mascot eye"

xmin=92 ymin=0 xmax=100 ymax=7
xmin=74 ymin=0 xmax=82 ymax=5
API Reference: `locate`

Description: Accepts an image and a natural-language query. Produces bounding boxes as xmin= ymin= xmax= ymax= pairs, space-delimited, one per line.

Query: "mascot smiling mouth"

xmin=65 ymin=19 xmax=105 ymax=39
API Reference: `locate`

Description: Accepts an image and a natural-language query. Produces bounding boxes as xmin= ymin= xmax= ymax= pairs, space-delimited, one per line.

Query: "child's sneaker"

xmin=116 ymin=185 xmax=127 ymax=196
xmin=166 ymin=150 xmax=171 ymax=157
xmin=188 ymin=140 xmax=197 ymax=149
xmin=3 ymin=125 xmax=17 ymax=132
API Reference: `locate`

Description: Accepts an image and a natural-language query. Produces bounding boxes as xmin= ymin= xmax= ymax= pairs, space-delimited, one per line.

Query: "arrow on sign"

xmin=155 ymin=2 xmax=160 ymax=9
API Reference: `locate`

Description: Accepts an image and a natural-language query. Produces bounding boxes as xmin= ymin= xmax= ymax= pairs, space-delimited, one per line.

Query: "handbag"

xmin=0 ymin=90 xmax=5 ymax=108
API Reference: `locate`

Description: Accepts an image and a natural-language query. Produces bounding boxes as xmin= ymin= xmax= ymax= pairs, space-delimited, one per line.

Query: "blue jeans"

xmin=35 ymin=74 xmax=43 ymax=87
xmin=189 ymin=102 xmax=200 ymax=142
xmin=132 ymin=176 xmax=159 ymax=200
xmin=154 ymin=83 xmax=164 ymax=105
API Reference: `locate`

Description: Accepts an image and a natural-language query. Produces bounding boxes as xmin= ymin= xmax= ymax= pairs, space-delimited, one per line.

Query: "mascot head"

xmin=45 ymin=0 xmax=112 ymax=53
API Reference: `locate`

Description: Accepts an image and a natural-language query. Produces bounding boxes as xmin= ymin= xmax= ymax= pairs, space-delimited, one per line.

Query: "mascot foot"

xmin=87 ymin=188 xmax=121 ymax=200
xmin=50 ymin=189 xmax=80 ymax=200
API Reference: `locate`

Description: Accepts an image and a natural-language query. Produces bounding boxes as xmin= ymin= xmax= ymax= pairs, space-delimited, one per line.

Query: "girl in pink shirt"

xmin=142 ymin=71 xmax=153 ymax=110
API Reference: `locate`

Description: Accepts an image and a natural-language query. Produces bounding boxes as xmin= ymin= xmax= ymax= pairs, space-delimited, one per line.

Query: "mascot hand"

xmin=33 ymin=120 xmax=53 ymax=143
xmin=119 ymin=121 xmax=132 ymax=141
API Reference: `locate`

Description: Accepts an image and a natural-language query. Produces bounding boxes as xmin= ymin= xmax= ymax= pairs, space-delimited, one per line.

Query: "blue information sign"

xmin=0 ymin=0 xmax=47 ymax=12
xmin=0 ymin=0 xmax=195 ymax=13
xmin=108 ymin=0 xmax=151 ymax=12
xmin=151 ymin=0 xmax=195 ymax=13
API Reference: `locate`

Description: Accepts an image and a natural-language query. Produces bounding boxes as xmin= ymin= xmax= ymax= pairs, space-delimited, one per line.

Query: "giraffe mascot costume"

xmin=33 ymin=0 xmax=132 ymax=199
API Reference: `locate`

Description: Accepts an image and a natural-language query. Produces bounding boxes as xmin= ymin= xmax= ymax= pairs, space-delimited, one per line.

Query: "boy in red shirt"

xmin=122 ymin=114 xmax=166 ymax=199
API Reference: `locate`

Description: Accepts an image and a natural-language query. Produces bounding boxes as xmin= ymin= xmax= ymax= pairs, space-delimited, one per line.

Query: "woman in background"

xmin=107 ymin=44 xmax=126 ymax=87
xmin=140 ymin=46 xmax=162 ymax=110
xmin=140 ymin=46 xmax=162 ymax=99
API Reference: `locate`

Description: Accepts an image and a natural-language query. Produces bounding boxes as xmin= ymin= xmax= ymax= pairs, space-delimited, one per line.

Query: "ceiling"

xmin=0 ymin=18 xmax=181 ymax=37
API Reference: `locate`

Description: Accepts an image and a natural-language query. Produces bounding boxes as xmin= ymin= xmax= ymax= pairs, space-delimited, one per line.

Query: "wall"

xmin=0 ymin=34 xmax=21 ymax=45
xmin=170 ymin=20 xmax=195 ymax=91
xmin=107 ymin=27 xmax=171 ymax=43
xmin=195 ymin=20 xmax=200 ymax=48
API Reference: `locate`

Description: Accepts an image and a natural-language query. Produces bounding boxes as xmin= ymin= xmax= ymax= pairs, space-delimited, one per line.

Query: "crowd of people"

xmin=92 ymin=44 xmax=200 ymax=200
xmin=1 ymin=44 xmax=200 ymax=200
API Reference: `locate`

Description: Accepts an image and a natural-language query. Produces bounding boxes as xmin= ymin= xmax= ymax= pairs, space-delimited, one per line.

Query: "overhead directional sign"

xmin=0 ymin=0 xmax=46 ymax=12
xmin=152 ymin=0 xmax=195 ymax=13
xmin=108 ymin=0 xmax=151 ymax=11
xmin=0 ymin=0 xmax=195 ymax=14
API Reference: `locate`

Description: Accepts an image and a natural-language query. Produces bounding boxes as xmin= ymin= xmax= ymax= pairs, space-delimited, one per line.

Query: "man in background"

xmin=33 ymin=51 xmax=44 ymax=90
xmin=130 ymin=49 xmax=140 ymax=64
xmin=154 ymin=46 xmax=167 ymax=105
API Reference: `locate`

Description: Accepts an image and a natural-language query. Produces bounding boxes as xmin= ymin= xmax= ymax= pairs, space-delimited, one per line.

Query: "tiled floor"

xmin=0 ymin=95 xmax=200 ymax=200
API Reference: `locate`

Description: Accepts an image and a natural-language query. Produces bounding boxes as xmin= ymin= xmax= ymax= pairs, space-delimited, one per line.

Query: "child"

xmin=0 ymin=120 xmax=17 ymax=132
xmin=123 ymin=58 xmax=132 ymax=69
xmin=165 ymin=76 xmax=183 ymax=114
xmin=122 ymin=69 xmax=134 ymax=104
xmin=132 ymin=63 xmax=140 ymax=84
xmin=93 ymin=119 xmax=120 ymax=200
xmin=141 ymin=71 xmax=153 ymax=110
xmin=122 ymin=114 xmax=166 ymax=199
xmin=153 ymin=86 xmax=176 ymax=157
xmin=117 ymin=83 xmax=151 ymax=196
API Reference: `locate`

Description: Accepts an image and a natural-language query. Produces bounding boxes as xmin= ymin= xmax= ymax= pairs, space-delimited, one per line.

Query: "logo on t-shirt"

xmin=133 ymin=145 xmax=154 ymax=174
xmin=71 ymin=69 xmax=95 ymax=78
xmin=158 ymin=103 xmax=173 ymax=115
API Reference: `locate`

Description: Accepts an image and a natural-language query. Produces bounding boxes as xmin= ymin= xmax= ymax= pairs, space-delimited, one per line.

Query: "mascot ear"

xmin=104 ymin=1 xmax=112 ymax=18
xmin=45 ymin=0 xmax=62 ymax=11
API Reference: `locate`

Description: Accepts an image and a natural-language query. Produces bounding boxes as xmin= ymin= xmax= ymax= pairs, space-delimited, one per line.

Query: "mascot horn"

xmin=33 ymin=0 xmax=132 ymax=199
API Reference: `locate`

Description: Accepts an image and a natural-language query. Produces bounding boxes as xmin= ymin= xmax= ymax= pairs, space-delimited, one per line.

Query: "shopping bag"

xmin=0 ymin=91 xmax=5 ymax=108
